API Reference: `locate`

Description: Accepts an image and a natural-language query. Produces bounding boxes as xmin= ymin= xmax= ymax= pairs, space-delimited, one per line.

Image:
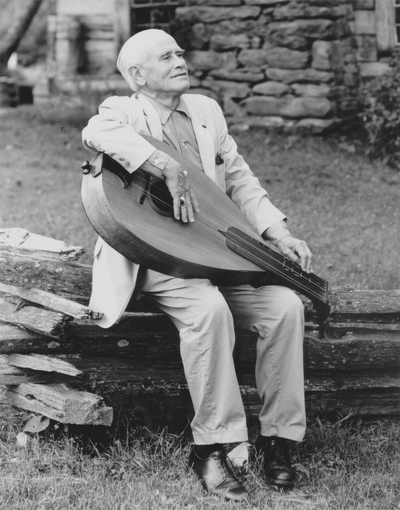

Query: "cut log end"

xmin=1 ymin=383 xmax=113 ymax=426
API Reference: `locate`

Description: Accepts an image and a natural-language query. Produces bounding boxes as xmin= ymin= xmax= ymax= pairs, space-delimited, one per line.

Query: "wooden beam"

xmin=0 ymin=297 xmax=71 ymax=339
xmin=376 ymin=0 xmax=396 ymax=54
xmin=0 ymin=228 xmax=84 ymax=261
xmin=0 ymin=282 xmax=102 ymax=320
xmin=8 ymin=353 xmax=82 ymax=377
xmin=1 ymin=382 xmax=113 ymax=426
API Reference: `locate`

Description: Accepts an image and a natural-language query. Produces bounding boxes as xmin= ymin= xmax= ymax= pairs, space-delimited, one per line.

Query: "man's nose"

xmin=173 ymin=54 xmax=186 ymax=67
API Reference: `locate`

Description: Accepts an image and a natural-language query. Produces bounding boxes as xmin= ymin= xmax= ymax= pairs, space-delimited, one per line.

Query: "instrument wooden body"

xmin=81 ymin=138 xmax=273 ymax=286
xmin=81 ymin=137 xmax=330 ymax=327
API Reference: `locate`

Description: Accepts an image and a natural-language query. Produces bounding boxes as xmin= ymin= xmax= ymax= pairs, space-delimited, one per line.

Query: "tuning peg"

xmin=81 ymin=161 xmax=92 ymax=174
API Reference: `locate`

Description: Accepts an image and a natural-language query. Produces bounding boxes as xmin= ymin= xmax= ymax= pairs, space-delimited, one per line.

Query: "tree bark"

xmin=0 ymin=0 xmax=44 ymax=74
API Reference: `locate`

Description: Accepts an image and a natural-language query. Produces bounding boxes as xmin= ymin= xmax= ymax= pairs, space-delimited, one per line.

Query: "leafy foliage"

xmin=361 ymin=54 xmax=400 ymax=169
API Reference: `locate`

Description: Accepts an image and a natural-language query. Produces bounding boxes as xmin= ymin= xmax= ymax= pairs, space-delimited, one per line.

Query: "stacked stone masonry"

xmin=48 ymin=0 xmax=395 ymax=131
xmin=171 ymin=0 xmax=383 ymax=130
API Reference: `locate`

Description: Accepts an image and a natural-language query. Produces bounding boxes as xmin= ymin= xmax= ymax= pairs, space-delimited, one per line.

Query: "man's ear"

xmin=128 ymin=65 xmax=146 ymax=88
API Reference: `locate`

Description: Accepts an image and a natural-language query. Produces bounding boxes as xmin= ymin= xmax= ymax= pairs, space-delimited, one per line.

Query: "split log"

xmin=0 ymin=354 xmax=80 ymax=385
xmin=0 ymin=282 xmax=102 ymax=320
xmin=8 ymin=353 xmax=82 ymax=377
xmin=0 ymin=383 xmax=113 ymax=426
xmin=0 ymin=228 xmax=91 ymax=299
xmin=0 ymin=228 xmax=84 ymax=260
xmin=0 ymin=296 xmax=71 ymax=339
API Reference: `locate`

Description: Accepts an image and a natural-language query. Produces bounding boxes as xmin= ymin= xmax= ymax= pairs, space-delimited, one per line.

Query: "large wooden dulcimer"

xmin=81 ymin=137 xmax=331 ymax=335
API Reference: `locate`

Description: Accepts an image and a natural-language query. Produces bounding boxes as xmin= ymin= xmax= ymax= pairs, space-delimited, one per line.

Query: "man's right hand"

xmin=141 ymin=151 xmax=199 ymax=223
xmin=162 ymin=158 xmax=199 ymax=223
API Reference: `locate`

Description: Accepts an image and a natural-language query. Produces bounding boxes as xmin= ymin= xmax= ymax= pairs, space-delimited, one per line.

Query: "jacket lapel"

xmin=136 ymin=93 xmax=164 ymax=141
xmin=181 ymin=98 xmax=217 ymax=183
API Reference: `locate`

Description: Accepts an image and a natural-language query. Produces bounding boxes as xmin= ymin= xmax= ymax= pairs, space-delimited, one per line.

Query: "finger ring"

xmin=179 ymin=196 xmax=186 ymax=207
xmin=183 ymin=170 xmax=188 ymax=176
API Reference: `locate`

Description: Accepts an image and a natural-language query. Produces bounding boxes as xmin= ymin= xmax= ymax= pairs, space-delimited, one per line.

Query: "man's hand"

xmin=163 ymin=158 xmax=199 ymax=223
xmin=263 ymin=221 xmax=313 ymax=273
xmin=141 ymin=151 xmax=199 ymax=223
xmin=276 ymin=235 xmax=313 ymax=273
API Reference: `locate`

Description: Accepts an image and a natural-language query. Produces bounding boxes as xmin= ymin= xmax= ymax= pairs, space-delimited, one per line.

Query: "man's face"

xmin=138 ymin=40 xmax=190 ymax=103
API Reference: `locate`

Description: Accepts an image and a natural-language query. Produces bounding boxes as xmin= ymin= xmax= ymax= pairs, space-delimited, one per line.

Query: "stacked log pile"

xmin=0 ymin=227 xmax=399 ymax=427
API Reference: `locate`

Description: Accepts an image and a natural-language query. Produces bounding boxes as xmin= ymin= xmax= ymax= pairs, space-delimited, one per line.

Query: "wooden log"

xmin=0 ymin=354 xmax=37 ymax=385
xmin=0 ymin=318 xmax=399 ymax=372
xmin=0 ymin=228 xmax=84 ymax=261
xmin=327 ymin=289 xmax=400 ymax=322
xmin=8 ymin=354 xmax=82 ymax=377
xmin=0 ymin=229 xmax=91 ymax=299
xmin=0 ymin=297 xmax=71 ymax=339
xmin=0 ymin=282 xmax=102 ymax=320
xmin=59 ymin=356 xmax=400 ymax=392
xmin=0 ymin=355 xmax=78 ymax=385
xmin=94 ymin=381 xmax=400 ymax=422
xmin=0 ymin=383 xmax=113 ymax=426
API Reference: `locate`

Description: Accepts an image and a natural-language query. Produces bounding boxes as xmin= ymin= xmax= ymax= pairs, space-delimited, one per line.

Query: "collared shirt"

xmin=145 ymin=94 xmax=204 ymax=171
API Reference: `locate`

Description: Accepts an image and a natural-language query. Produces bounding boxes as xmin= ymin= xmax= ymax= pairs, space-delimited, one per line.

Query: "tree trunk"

xmin=0 ymin=0 xmax=44 ymax=75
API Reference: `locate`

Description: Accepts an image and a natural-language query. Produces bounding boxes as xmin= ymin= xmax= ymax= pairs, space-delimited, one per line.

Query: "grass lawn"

xmin=0 ymin=103 xmax=399 ymax=509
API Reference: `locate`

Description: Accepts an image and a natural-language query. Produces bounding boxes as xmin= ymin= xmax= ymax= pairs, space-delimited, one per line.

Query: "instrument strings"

xmin=123 ymin=172 xmax=230 ymax=243
xmin=105 ymin=170 xmax=329 ymax=302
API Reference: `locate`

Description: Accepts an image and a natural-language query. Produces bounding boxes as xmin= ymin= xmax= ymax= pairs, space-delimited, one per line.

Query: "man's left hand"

xmin=276 ymin=235 xmax=313 ymax=273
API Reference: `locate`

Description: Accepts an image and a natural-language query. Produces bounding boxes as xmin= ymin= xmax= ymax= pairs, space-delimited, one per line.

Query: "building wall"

xmin=47 ymin=0 xmax=397 ymax=129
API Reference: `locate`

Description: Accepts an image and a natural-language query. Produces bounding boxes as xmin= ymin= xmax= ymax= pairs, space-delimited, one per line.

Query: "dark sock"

xmin=195 ymin=443 xmax=222 ymax=459
xmin=255 ymin=435 xmax=269 ymax=450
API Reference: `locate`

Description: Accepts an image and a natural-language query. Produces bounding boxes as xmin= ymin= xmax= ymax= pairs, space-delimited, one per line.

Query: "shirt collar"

xmin=142 ymin=94 xmax=191 ymax=125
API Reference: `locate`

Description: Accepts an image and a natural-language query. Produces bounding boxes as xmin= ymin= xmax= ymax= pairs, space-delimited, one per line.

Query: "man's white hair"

xmin=117 ymin=29 xmax=177 ymax=91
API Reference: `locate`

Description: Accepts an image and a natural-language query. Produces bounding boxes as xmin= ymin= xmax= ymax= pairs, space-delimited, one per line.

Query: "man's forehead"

xmin=151 ymin=42 xmax=184 ymax=58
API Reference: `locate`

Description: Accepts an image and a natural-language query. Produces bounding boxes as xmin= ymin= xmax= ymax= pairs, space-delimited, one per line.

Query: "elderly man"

xmin=82 ymin=29 xmax=312 ymax=502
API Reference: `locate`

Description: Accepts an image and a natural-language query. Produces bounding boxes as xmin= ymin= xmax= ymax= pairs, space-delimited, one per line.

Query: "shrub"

xmin=361 ymin=53 xmax=400 ymax=169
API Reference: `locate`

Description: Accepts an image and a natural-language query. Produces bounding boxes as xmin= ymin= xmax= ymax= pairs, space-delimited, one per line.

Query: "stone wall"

xmin=46 ymin=0 xmax=397 ymax=130
xmin=173 ymin=0 xmax=361 ymax=131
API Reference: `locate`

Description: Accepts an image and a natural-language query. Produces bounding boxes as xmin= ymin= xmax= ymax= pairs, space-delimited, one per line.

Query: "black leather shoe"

xmin=255 ymin=436 xmax=296 ymax=490
xmin=189 ymin=447 xmax=248 ymax=501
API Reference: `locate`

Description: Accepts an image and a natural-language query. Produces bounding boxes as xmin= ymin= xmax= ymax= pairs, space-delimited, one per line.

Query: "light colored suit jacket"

xmin=82 ymin=92 xmax=286 ymax=327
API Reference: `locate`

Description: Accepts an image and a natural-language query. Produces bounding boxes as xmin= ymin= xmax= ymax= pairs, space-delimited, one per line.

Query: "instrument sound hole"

xmin=148 ymin=181 xmax=174 ymax=217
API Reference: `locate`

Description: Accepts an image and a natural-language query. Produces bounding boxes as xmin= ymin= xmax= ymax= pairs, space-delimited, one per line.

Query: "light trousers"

xmin=140 ymin=269 xmax=306 ymax=445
